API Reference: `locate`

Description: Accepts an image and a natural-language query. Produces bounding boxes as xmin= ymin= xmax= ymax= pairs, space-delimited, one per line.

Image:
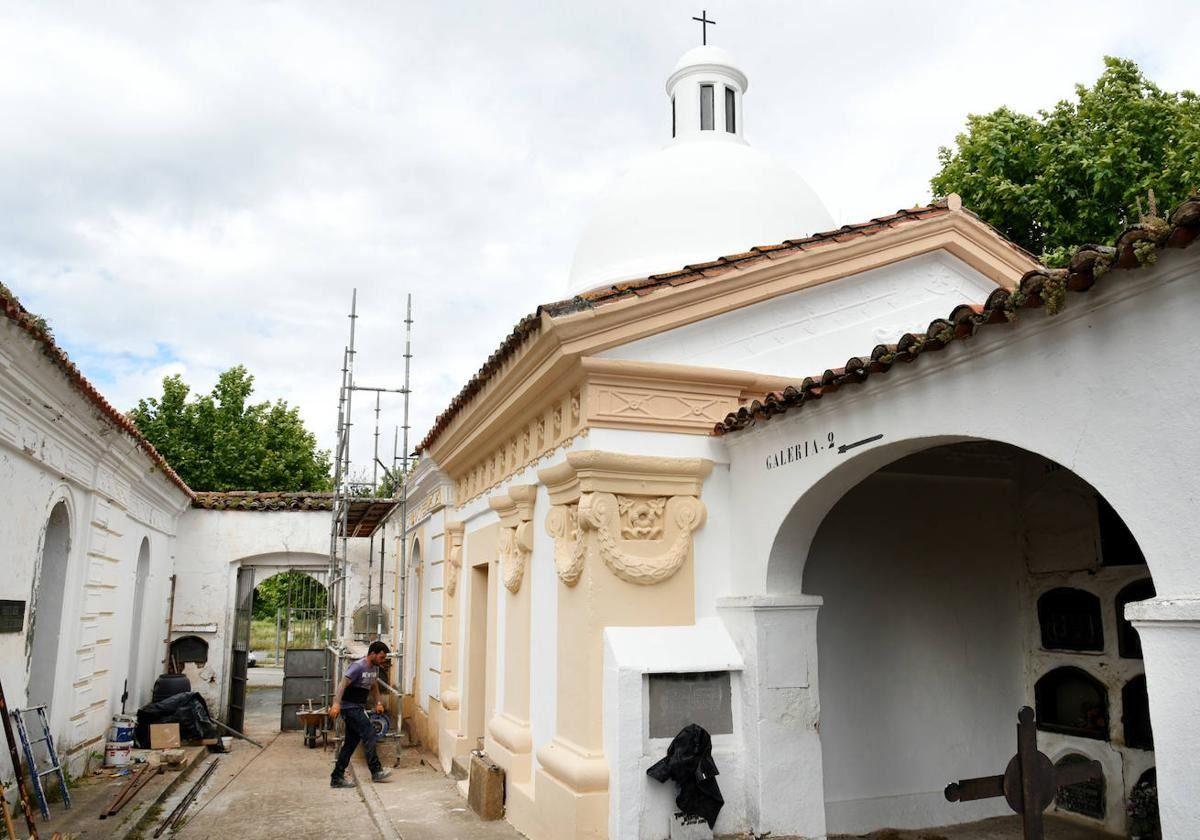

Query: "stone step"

xmin=450 ymin=753 xmax=471 ymax=781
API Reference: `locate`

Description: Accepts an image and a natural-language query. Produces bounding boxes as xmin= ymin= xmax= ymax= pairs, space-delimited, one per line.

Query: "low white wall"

xmin=604 ymin=619 xmax=746 ymax=839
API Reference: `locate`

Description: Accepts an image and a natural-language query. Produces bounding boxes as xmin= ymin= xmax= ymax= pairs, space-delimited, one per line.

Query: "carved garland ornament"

xmin=545 ymin=504 xmax=584 ymax=586
xmin=578 ymin=492 xmax=706 ymax=586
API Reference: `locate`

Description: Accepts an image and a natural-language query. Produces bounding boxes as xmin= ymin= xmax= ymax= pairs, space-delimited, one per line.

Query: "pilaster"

xmin=534 ymin=451 xmax=711 ymax=838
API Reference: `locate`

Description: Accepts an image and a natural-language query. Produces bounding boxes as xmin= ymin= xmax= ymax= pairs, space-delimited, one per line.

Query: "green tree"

xmin=252 ymin=571 xmax=327 ymax=620
xmin=130 ymin=365 xmax=332 ymax=492
xmin=931 ymin=57 xmax=1200 ymax=265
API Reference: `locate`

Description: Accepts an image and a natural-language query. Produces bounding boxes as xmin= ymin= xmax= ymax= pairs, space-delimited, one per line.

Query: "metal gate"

xmin=281 ymin=648 xmax=333 ymax=730
xmin=227 ymin=566 xmax=255 ymax=733
xmin=276 ymin=570 xmax=331 ymax=731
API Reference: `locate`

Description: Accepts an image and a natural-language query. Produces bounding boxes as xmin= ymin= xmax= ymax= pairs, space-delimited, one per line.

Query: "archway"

xmin=784 ymin=441 xmax=1156 ymax=837
xmin=246 ymin=569 xmax=329 ymax=733
xmin=27 ymin=501 xmax=71 ymax=710
xmin=125 ymin=538 xmax=151 ymax=707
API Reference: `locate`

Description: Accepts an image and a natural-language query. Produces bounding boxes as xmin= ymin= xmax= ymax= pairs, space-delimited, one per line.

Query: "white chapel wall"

xmin=600 ymin=251 xmax=998 ymax=377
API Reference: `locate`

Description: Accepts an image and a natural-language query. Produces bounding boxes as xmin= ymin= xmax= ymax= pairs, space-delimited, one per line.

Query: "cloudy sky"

xmin=2 ymin=1 xmax=1197 ymax=482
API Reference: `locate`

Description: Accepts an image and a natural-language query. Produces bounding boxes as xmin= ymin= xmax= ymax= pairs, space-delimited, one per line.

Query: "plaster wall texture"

xmin=529 ymin=482 xmax=559 ymax=780
xmin=723 ymin=248 xmax=1200 ymax=837
xmin=603 ymin=619 xmax=746 ymax=839
xmin=1 ymin=319 xmax=188 ymax=780
xmin=600 ymin=251 xmax=998 ymax=378
xmin=804 ymin=471 xmax=1024 ymax=834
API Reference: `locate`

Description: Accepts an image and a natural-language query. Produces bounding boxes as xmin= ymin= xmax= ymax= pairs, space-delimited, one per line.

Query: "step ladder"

xmin=12 ymin=705 xmax=71 ymax=819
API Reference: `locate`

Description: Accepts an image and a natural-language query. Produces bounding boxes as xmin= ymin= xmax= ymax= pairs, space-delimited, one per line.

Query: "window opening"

xmin=725 ymin=86 xmax=735 ymax=133
xmin=700 ymin=84 xmax=714 ymax=130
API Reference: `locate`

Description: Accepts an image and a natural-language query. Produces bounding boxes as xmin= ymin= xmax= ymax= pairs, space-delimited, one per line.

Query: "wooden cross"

xmin=692 ymin=10 xmax=716 ymax=45
xmin=944 ymin=706 xmax=1103 ymax=840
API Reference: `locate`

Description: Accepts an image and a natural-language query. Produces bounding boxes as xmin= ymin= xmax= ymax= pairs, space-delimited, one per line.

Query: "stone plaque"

xmin=0 ymin=600 xmax=24 ymax=633
xmin=648 ymin=671 xmax=733 ymax=739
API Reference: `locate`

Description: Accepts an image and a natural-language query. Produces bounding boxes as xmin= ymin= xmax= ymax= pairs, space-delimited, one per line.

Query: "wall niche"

xmin=1035 ymin=666 xmax=1109 ymax=740
xmin=1122 ymin=675 xmax=1154 ymax=750
xmin=1054 ymin=753 xmax=1105 ymax=820
xmin=1037 ymin=587 xmax=1103 ymax=652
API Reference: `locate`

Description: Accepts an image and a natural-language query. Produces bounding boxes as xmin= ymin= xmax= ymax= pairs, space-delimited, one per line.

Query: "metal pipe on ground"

xmin=154 ymin=757 xmax=220 ymax=838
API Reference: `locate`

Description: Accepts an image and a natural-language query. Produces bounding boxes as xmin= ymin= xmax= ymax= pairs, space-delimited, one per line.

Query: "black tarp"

xmin=646 ymin=723 xmax=724 ymax=829
xmin=135 ymin=691 xmax=218 ymax=746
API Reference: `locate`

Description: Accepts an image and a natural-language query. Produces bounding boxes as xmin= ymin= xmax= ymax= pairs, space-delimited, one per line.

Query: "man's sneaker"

xmin=330 ymin=777 xmax=355 ymax=789
xmin=371 ymin=769 xmax=392 ymax=783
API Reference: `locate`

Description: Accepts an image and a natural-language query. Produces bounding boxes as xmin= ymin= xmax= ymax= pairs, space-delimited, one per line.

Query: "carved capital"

xmin=538 ymin=450 xmax=711 ymax=587
xmin=545 ymin=503 xmax=584 ymax=586
xmin=444 ymin=521 xmax=465 ymax=597
xmin=489 ymin=485 xmax=536 ymax=594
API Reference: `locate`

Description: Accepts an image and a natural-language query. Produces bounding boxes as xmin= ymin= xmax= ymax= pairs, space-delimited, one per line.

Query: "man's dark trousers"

xmin=332 ymin=707 xmax=383 ymax=781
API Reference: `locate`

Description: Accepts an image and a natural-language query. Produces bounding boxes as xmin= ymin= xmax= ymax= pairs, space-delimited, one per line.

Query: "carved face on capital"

xmin=618 ymin=495 xmax=666 ymax=540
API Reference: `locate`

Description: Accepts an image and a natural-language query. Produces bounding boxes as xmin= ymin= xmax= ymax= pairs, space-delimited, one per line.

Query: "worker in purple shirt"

xmin=329 ymin=640 xmax=392 ymax=788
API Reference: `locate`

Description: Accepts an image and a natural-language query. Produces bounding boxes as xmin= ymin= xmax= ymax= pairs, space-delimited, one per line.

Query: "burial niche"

xmin=1054 ymin=753 xmax=1105 ymax=820
xmin=1037 ymin=587 xmax=1103 ymax=652
xmin=1116 ymin=578 xmax=1155 ymax=659
xmin=1035 ymin=666 xmax=1109 ymax=740
xmin=170 ymin=635 xmax=209 ymax=666
xmin=1122 ymin=675 xmax=1154 ymax=750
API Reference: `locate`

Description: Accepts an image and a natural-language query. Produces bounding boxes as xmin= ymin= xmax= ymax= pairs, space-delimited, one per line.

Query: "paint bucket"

xmin=105 ymin=740 xmax=132 ymax=767
xmin=109 ymin=714 xmax=136 ymax=744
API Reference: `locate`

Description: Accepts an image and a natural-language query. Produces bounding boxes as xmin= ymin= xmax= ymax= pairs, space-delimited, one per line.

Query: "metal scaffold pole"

xmin=323 ymin=289 xmax=413 ymax=710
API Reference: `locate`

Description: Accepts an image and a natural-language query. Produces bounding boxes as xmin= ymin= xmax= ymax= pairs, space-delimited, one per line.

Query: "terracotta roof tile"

xmin=191 ymin=491 xmax=334 ymax=511
xmin=714 ymin=194 xmax=1200 ymax=435
xmin=0 ymin=288 xmax=193 ymax=498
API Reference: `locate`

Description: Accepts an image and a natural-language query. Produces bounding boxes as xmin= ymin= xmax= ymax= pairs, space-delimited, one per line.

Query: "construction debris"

xmin=154 ymin=758 xmax=220 ymax=838
xmin=98 ymin=764 xmax=161 ymax=819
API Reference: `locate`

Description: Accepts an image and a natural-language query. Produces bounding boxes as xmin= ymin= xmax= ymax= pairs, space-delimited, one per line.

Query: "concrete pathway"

xmin=828 ymin=813 xmax=1118 ymax=839
xmin=170 ymin=682 xmax=522 ymax=840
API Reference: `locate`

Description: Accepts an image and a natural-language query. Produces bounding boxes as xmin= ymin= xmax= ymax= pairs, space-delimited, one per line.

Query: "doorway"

xmin=465 ymin=562 xmax=491 ymax=745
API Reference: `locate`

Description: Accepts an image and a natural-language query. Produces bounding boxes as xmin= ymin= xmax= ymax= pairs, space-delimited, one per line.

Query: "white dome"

xmin=566 ymin=45 xmax=833 ymax=295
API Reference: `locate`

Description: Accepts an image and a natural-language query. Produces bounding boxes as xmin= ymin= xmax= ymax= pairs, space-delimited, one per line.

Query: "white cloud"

xmin=2 ymin=0 xmax=1197 ymax=481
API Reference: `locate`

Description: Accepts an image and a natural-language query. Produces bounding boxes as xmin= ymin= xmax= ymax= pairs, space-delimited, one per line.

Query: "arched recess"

xmin=775 ymin=439 xmax=1153 ymax=836
xmin=27 ymin=499 xmax=72 ymax=709
xmin=1035 ymin=666 xmax=1110 ymax=740
xmin=126 ymin=537 xmax=152 ymax=706
xmin=403 ymin=538 xmax=422 ymax=696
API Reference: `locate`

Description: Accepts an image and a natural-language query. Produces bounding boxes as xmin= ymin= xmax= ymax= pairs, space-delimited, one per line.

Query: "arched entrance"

xmin=27 ymin=501 xmax=71 ymax=710
xmin=228 ymin=566 xmax=330 ymax=734
xmin=789 ymin=441 xmax=1156 ymax=836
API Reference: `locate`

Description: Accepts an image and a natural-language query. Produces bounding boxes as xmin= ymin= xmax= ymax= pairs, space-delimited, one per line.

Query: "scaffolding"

xmin=324 ymin=289 xmax=414 ymax=710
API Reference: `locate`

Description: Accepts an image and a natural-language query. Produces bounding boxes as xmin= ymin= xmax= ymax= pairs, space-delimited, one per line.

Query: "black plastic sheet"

xmin=135 ymin=691 xmax=218 ymax=746
xmin=646 ymin=723 xmax=724 ymax=829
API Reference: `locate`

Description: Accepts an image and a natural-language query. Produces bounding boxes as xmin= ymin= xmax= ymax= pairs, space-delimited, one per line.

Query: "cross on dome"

xmin=691 ymin=10 xmax=716 ymax=45
xmin=565 ymin=35 xmax=834 ymax=295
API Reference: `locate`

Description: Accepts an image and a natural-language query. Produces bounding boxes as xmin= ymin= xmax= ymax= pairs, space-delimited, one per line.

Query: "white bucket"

xmin=105 ymin=740 xmax=132 ymax=767
xmin=109 ymin=714 xmax=136 ymax=744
